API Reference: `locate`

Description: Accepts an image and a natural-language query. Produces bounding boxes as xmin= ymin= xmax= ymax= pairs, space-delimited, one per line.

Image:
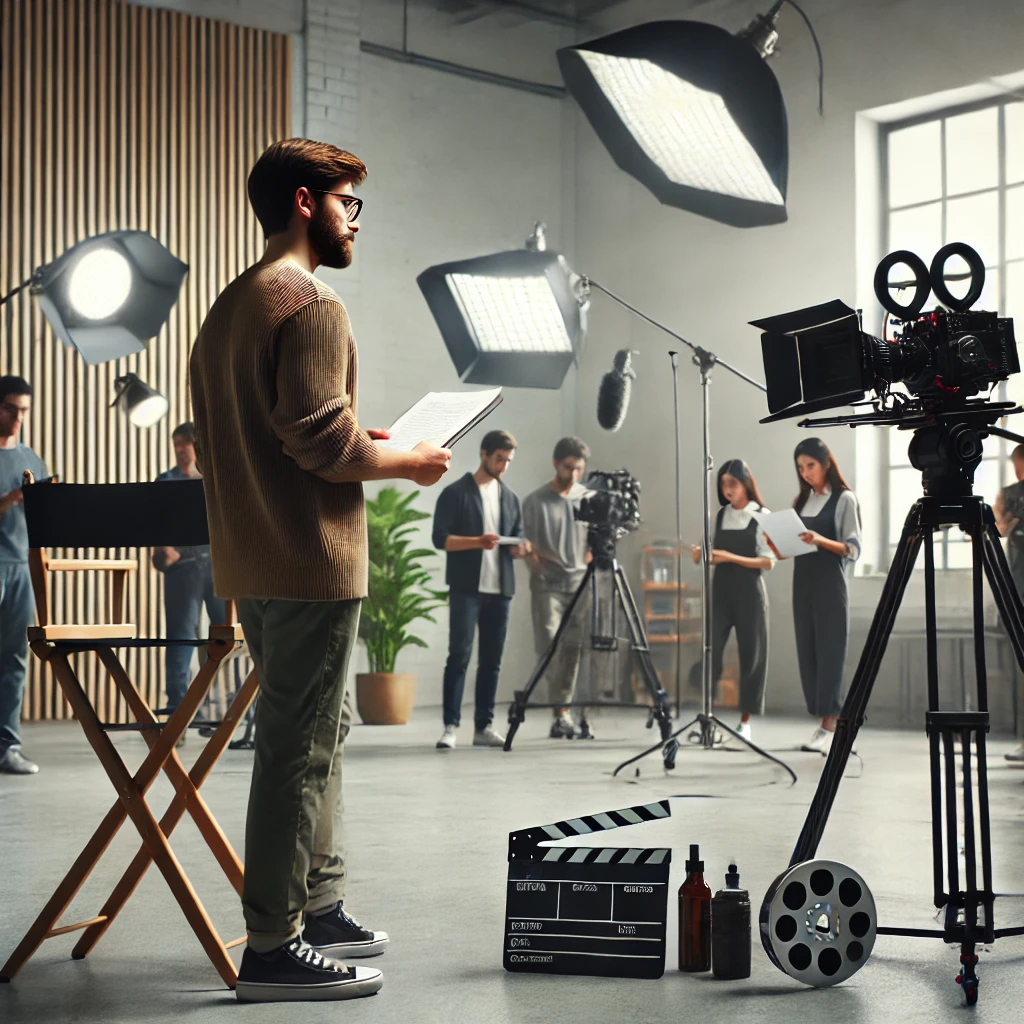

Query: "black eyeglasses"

xmin=309 ymin=189 xmax=363 ymax=220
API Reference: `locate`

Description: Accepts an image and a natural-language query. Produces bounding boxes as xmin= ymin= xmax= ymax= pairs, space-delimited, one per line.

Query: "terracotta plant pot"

xmin=355 ymin=673 xmax=417 ymax=725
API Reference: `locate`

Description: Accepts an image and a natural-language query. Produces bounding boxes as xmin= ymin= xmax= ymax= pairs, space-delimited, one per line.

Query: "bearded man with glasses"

xmin=190 ymin=139 xmax=451 ymax=1002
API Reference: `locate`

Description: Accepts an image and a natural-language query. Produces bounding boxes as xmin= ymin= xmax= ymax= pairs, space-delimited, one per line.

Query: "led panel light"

xmin=446 ymin=273 xmax=573 ymax=354
xmin=418 ymin=249 xmax=584 ymax=389
xmin=559 ymin=20 xmax=789 ymax=227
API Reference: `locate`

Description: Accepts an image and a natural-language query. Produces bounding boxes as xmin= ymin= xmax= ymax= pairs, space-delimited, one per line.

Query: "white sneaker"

xmin=435 ymin=725 xmax=457 ymax=750
xmin=1005 ymin=740 xmax=1024 ymax=765
xmin=734 ymin=720 xmax=752 ymax=743
xmin=801 ymin=727 xmax=834 ymax=754
xmin=473 ymin=726 xmax=506 ymax=748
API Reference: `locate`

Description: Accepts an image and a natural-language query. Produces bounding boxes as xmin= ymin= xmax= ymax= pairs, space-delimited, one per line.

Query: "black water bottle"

xmin=711 ymin=863 xmax=751 ymax=980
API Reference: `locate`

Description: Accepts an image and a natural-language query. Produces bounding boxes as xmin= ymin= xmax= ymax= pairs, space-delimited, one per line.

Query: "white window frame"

xmin=875 ymin=96 xmax=1024 ymax=571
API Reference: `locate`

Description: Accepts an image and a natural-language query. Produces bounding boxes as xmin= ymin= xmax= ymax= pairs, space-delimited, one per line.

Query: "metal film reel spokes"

xmin=760 ymin=860 xmax=877 ymax=987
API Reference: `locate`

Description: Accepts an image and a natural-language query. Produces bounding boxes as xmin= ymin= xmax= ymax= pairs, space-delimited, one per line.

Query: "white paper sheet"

xmin=748 ymin=508 xmax=817 ymax=558
xmin=497 ymin=536 xmax=525 ymax=546
xmin=378 ymin=388 xmax=502 ymax=452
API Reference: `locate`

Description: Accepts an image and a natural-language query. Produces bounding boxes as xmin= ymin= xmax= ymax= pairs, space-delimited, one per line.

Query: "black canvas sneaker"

xmin=235 ymin=938 xmax=382 ymax=1003
xmin=303 ymin=902 xmax=390 ymax=958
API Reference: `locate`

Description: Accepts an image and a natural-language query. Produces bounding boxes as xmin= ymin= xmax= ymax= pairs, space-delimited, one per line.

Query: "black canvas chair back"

xmin=23 ymin=479 xmax=209 ymax=549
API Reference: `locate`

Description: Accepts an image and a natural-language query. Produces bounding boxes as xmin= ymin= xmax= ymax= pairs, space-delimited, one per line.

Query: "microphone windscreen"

xmin=597 ymin=371 xmax=630 ymax=431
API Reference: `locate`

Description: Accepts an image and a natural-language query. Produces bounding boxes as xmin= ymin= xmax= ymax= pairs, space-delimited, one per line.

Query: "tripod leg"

xmin=711 ymin=716 xmax=797 ymax=784
xmin=611 ymin=564 xmax=672 ymax=740
xmin=790 ymin=508 xmax=925 ymax=866
xmin=612 ymin=716 xmax=701 ymax=776
xmin=504 ymin=563 xmax=596 ymax=751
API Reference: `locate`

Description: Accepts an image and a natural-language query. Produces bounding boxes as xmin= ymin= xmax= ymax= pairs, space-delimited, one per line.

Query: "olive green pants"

xmin=238 ymin=597 xmax=360 ymax=952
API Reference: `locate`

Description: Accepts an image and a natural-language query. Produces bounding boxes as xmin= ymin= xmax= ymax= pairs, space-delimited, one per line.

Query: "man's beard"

xmin=483 ymin=463 xmax=504 ymax=481
xmin=308 ymin=203 xmax=353 ymax=269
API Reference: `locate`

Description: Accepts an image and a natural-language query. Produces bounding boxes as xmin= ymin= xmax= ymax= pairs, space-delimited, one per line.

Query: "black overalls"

xmin=793 ymin=489 xmax=849 ymax=717
xmin=710 ymin=506 xmax=769 ymax=715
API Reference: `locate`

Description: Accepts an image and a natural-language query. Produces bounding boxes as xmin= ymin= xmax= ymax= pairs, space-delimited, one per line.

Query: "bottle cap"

xmin=725 ymin=863 xmax=740 ymax=888
xmin=685 ymin=843 xmax=704 ymax=873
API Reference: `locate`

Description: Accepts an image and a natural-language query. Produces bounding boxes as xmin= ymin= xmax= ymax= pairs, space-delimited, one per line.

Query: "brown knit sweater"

xmin=189 ymin=259 xmax=382 ymax=601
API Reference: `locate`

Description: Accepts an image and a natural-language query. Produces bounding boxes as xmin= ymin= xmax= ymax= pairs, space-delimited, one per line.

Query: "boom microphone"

xmin=597 ymin=349 xmax=636 ymax=431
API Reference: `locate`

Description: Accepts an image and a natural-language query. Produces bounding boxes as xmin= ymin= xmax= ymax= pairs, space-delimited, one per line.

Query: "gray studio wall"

xmin=132 ymin=0 xmax=1024 ymax=727
xmin=572 ymin=0 xmax=1024 ymax=728
xmin=130 ymin=0 xmax=576 ymax=711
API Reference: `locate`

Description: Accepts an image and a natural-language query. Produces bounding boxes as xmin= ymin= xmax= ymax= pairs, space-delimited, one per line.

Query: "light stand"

xmin=669 ymin=350 xmax=683 ymax=716
xmin=581 ymin=277 xmax=796 ymax=782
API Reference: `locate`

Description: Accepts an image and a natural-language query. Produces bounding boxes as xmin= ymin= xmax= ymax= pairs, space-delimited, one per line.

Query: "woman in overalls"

xmin=693 ymin=459 xmax=773 ymax=744
xmin=791 ymin=438 xmax=861 ymax=755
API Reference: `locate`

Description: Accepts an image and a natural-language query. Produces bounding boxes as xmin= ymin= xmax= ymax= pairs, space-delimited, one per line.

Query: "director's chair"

xmin=0 ymin=479 xmax=258 ymax=989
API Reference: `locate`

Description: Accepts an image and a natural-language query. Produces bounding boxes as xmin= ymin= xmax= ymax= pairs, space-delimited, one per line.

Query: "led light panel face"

xmin=578 ymin=50 xmax=784 ymax=207
xmin=446 ymin=273 xmax=573 ymax=353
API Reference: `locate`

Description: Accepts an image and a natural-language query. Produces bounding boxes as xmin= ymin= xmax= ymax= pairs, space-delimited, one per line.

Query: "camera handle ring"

xmin=930 ymin=241 xmax=986 ymax=312
xmin=873 ymin=249 xmax=931 ymax=320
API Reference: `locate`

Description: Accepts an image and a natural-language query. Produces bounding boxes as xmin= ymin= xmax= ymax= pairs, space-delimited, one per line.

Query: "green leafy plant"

xmin=359 ymin=486 xmax=447 ymax=674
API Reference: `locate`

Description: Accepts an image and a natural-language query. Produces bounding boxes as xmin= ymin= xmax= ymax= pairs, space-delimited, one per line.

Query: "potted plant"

xmin=356 ymin=486 xmax=447 ymax=724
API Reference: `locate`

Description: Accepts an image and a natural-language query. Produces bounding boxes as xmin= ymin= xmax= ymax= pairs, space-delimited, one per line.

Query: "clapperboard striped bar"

xmin=504 ymin=800 xmax=672 ymax=979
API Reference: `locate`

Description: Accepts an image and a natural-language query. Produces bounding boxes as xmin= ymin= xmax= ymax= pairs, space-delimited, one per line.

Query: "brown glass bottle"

xmin=678 ymin=844 xmax=711 ymax=972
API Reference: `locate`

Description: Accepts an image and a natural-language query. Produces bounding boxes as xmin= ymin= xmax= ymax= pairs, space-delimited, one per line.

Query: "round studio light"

xmin=68 ymin=248 xmax=133 ymax=320
xmin=129 ymin=393 xmax=169 ymax=428
xmin=112 ymin=373 xmax=169 ymax=428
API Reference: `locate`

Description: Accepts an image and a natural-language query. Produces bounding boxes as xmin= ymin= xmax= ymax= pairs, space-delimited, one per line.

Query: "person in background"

xmin=789 ymin=437 xmax=861 ymax=756
xmin=692 ymin=458 xmax=773 ymax=745
xmin=153 ymin=422 xmax=225 ymax=733
xmin=523 ymin=436 xmax=591 ymax=739
xmin=0 ymin=375 xmax=46 ymax=775
xmin=994 ymin=443 xmax=1024 ymax=765
xmin=432 ymin=430 xmax=525 ymax=750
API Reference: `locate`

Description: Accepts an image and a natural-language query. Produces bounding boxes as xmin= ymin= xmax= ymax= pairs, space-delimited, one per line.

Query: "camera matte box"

xmin=504 ymin=800 xmax=671 ymax=979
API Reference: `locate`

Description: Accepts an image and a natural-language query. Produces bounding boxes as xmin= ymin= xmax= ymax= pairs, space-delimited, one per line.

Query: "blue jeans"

xmin=0 ymin=563 xmax=35 ymax=752
xmin=164 ymin=557 xmax=225 ymax=710
xmin=442 ymin=591 xmax=511 ymax=731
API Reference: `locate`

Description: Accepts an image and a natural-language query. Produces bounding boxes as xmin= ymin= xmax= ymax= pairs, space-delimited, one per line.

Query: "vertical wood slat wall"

xmin=0 ymin=0 xmax=290 ymax=722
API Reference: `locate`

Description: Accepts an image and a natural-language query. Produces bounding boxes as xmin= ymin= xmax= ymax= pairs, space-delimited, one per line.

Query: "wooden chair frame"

xmin=1 ymin=482 xmax=258 ymax=989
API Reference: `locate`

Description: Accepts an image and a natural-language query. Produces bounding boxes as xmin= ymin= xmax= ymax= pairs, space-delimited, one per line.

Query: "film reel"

xmin=759 ymin=860 xmax=876 ymax=987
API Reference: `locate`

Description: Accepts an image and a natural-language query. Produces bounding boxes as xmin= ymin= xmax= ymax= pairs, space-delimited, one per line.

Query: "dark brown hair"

xmin=793 ymin=437 xmax=853 ymax=509
xmin=172 ymin=421 xmax=196 ymax=444
xmin=553 ymin=436 xmax=590 ymax=462
xmin=481 ymin=430 xmax=517 ymax=456
xmin=247 ymin=138 xmax=367 ymax=238
xmin=0 ymin=375 xmax=32 ymax=404
xmin=717 ymin=458 xmax=765 ymax=508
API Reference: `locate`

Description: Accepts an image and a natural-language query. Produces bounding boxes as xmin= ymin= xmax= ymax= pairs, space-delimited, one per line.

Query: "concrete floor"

xmin=2 ymin=708 xmax=1024 ymax=1024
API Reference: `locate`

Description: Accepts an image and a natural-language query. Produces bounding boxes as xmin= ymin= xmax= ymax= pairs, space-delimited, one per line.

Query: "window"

xmin=880 ymin=99 xmax=1024 ymax=569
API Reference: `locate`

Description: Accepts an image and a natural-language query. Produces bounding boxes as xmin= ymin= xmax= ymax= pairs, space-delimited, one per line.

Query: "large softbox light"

xmin=558 ymin=20 xmax=789 ymax=227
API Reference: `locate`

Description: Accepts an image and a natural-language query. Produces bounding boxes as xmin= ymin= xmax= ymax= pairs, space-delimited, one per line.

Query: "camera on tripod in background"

xmin=575 ymin=469 xmax=642 ymax=561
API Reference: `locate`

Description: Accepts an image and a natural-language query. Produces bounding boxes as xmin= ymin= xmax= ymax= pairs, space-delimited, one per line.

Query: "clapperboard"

xmin=503 ymin=800 xmax=671 ymax=979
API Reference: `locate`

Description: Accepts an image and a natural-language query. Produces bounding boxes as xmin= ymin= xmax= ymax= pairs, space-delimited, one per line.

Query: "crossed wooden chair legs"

xmin=0 ymin=627 xmax=258 ymax=989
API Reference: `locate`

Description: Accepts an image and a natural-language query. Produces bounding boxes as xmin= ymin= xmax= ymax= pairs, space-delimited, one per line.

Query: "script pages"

xmin=378 ymin=387 xmax=503 ymax=452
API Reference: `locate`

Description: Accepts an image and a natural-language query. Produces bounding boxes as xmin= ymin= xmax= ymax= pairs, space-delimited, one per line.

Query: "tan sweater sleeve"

xmin=270 ymin=297 xmax=383 ymax=482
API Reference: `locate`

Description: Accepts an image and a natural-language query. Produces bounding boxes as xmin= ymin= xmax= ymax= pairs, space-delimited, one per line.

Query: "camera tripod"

xmin=504 ymin=534 xmax=675 ymax=761
xmin=786 ymin=414 xmax=1024 ymax=1006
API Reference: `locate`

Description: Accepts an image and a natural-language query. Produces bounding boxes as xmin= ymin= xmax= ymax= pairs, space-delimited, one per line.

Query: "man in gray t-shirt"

xmin=0 ymin=376 xmax=47 ymax=775
xmin=523 ymin=436 xmax=591 ymax=739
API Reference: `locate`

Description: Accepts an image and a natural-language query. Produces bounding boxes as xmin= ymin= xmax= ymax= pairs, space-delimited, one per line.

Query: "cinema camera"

xmin=575 ymin=470 xmax=642 ymax=560
xmin=754 ymin=242 xmax=1018 ymax=425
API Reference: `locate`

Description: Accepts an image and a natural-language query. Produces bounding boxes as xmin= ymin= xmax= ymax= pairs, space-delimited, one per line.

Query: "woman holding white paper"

xmin=692 ymin=459 xmax=773 ymax=744
xmin=790 ymin=438 xmax=861 ymax=755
